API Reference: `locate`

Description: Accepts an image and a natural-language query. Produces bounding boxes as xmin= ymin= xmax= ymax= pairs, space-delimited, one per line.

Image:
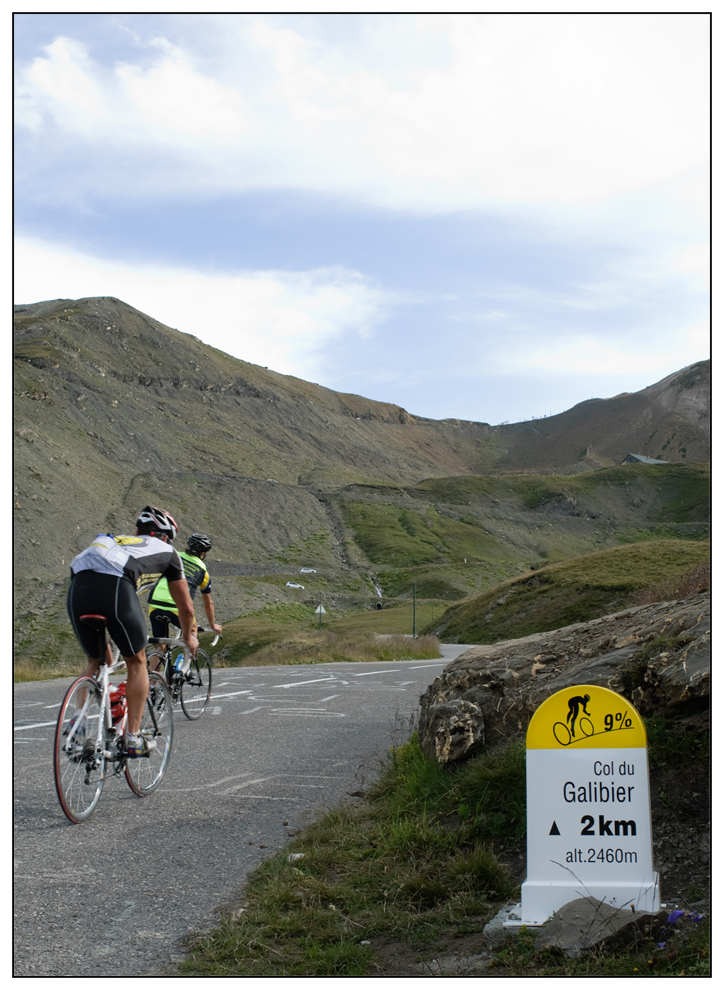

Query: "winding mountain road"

xmin=14 ymin=648 xmax=470 ymax=977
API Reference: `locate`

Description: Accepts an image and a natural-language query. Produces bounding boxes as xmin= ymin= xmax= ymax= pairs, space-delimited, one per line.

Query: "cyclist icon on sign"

xmin=566 ymin=693 xmax=591 ymax=738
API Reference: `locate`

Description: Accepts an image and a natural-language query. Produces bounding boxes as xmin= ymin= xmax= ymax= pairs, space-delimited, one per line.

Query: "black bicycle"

xmin=146 ymin=626 xmax=218 ymax=720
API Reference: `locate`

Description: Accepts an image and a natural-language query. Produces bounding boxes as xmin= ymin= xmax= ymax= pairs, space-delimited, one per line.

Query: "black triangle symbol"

xmin=549 ymin=821 xmax=560 ymax=835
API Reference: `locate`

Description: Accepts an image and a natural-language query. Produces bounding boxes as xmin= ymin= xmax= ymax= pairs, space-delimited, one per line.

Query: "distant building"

xmin=621 ymin=453 xmax=669 ymax=465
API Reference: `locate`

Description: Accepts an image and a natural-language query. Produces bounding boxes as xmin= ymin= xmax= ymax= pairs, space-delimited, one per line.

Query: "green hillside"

xmin=332 ymin=463 xmax=709 ymax=601
xmin=429 ymin=539 xmax=710 ymax=644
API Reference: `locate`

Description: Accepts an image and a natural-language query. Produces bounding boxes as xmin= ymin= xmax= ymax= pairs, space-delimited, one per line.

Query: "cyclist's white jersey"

xmin=70 ymin=534 xmax=185 ymax=592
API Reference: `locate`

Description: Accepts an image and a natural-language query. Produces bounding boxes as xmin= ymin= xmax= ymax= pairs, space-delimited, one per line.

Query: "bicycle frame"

xmin=148 ymin=625 xmax=219 ymax=671
xmin=63 ymin=635 xmax=128 ymax=761
xmin=95 ymin=657 xmax=129 ymax=756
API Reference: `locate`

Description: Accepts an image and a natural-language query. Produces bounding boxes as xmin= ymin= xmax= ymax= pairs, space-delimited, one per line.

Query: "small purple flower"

xmin=667 ymin=909 xmax=685 ymax=924
xmin=685 ymin=911 xmax=705 ymax=923
xmin=657 ymin=942 xmax=666 ymax=949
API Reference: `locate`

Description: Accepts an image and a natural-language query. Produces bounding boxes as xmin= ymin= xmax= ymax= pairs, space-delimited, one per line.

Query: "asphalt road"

xmin=14 ymin=646 xmax=470 ymax=977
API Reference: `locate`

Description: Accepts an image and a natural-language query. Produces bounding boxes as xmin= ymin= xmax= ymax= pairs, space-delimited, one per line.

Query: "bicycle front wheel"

xmin=125 ymin=672 xmax=174 ymax=796
xmin=145 ymin=648 xmax=167 ymax=675
xmin=180 ymin=649 xmax=212 ymax=720
xmin=54 ymin=676 xmax=106 ymax=823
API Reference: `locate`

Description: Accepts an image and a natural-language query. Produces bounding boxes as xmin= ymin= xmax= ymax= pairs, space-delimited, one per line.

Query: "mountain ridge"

xmin=14 ymin=295 xmax=709 ymax=670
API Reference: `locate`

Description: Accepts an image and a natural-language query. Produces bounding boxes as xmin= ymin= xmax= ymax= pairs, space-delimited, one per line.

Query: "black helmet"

xmin=136 ymin=505 xmax=179 ymax=541
xmin=187 ymin=533 xmax=212 ymax=554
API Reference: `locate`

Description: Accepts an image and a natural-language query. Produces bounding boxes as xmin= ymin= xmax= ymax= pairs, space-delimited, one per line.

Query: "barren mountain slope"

xmin=14 ymin=296 xmax=709 ymax=660
xmin=494 ymin=359 xmax=710 ymax=473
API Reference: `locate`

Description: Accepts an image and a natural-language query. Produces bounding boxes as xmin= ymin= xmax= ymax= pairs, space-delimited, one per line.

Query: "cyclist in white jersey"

xmin=67 ymin=505 xmax=198 ymax=757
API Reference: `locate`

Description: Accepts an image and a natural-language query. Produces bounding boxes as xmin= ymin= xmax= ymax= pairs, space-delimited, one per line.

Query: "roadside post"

xmin=315 ymin=596 xmax=326 ymax=629
xmin=514 ymin=684 xmax=659 ymax=926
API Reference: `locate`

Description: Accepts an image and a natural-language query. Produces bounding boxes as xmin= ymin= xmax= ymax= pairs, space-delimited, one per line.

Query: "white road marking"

xmin=173 ymin=772 xmax=254 ymax=792
xmin=15 ymin=721 xmax=57 ymax=731
xmin=275 ymin=676 xmax=339 ymax=689
xmin=272 ymin=708 xmax=335 ymax=712
xmin=225 ymin=796 xmax=300 ymax=801
xmin=271 ymin=710 xmax=346 ymax=718
xmin=209 ymin=689 xmax=252 ymax=700
xmin=351 ymin=669 xmax=397 ymax=677
xmin=221 ymin=776 xmax=279 ymax=794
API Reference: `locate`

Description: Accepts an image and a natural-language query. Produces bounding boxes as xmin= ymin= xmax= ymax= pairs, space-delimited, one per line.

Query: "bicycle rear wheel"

xmin=125 ymin=672 xmax=173 ymax=796
xmin=180 ymin=649 xmax=212 ymax=720
xmin=54 ymin=676 xmax=106 ymax=823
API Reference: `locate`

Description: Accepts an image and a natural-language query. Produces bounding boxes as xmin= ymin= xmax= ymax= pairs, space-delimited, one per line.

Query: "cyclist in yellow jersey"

xmin=148 ymin=533 xmax=223 ymax=642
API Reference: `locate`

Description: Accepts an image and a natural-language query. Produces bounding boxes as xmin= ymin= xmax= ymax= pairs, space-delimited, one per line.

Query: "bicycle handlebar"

xmin=198 ymin=626 xmax=222 ymax=647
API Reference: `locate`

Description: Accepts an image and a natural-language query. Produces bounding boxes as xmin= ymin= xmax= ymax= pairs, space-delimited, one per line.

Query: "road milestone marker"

xmin=513 ymin=684 xmax=659 ymax=927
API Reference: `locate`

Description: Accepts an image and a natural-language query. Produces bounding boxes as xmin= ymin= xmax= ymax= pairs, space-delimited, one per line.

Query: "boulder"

xmin=422 ymin=698 xmax=485 ymax=763
xmin=418 ymin=594 xmax=709 ymax=762
xmin=534 ymin=896 xmax=666 ymax=958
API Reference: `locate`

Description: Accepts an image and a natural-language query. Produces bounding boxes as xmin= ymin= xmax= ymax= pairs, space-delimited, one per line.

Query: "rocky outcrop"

xmin=418 ymin=594 xmax=709 ymax=762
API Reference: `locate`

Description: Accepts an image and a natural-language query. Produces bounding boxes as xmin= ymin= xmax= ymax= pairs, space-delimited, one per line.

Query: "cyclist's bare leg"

xmin=78 ymin=641 xmax=113 ymax=681
xmin=123 ymin=649 xmax=150 ymax=735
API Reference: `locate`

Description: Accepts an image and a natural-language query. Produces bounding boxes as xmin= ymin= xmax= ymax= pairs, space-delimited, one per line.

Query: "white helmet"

xmin=135 ymin=505 xmax=178 ymax=541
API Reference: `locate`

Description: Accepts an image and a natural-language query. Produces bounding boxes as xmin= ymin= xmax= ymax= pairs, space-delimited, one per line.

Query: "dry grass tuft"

xmin=632 ymin=560 xmax=710 ymax=606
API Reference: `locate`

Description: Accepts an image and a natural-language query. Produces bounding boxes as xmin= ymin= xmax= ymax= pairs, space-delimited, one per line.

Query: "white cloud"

xmin=15 ymin=35 xmax=248 ymax=150
xmin=484 ymin=321 xmax=710 ymax=379
xmin=13 ymin=236 xmax=389 ymax=380
xmin=14 ymin=13 xmax=709 ymax=211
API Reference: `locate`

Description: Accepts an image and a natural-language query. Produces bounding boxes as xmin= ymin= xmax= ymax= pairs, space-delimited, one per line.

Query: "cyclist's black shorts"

xmin=149 ymin=607 xmax=181 ymax=639
xmin=67 ymin=571 xmax=148 ymax=658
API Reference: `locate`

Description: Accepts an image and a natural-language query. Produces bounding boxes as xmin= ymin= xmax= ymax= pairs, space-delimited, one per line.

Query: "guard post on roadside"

xmin=514 ymin=684 xmax=659 ymax=927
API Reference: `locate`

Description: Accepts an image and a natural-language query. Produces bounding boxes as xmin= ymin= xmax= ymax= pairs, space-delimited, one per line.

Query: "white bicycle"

xmin=54 ymin=614 xmax=174 ymax=823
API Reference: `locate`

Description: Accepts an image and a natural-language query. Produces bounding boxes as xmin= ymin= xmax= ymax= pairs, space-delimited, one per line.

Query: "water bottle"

xmin=173 ymin=652 xmax=185 ymax=673
xmin=110 ymin=682 xmax=127 ymax=723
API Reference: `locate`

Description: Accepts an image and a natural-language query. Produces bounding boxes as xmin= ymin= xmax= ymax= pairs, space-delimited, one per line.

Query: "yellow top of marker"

xmin=526 ymin=684 xmax=647 ymax=750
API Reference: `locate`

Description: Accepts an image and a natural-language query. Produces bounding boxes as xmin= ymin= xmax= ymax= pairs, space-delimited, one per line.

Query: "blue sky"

xmin=14 ymin=11 xmax=710 ymax=425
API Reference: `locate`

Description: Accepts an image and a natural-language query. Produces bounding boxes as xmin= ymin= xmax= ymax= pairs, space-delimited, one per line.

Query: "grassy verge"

xmin=488 ymin=914 xmax=709 ymax=976
xmin=178 ymin=711 xmax=708 ymax=977
xmin=179 ymin=735 xmax=524 ymax=977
